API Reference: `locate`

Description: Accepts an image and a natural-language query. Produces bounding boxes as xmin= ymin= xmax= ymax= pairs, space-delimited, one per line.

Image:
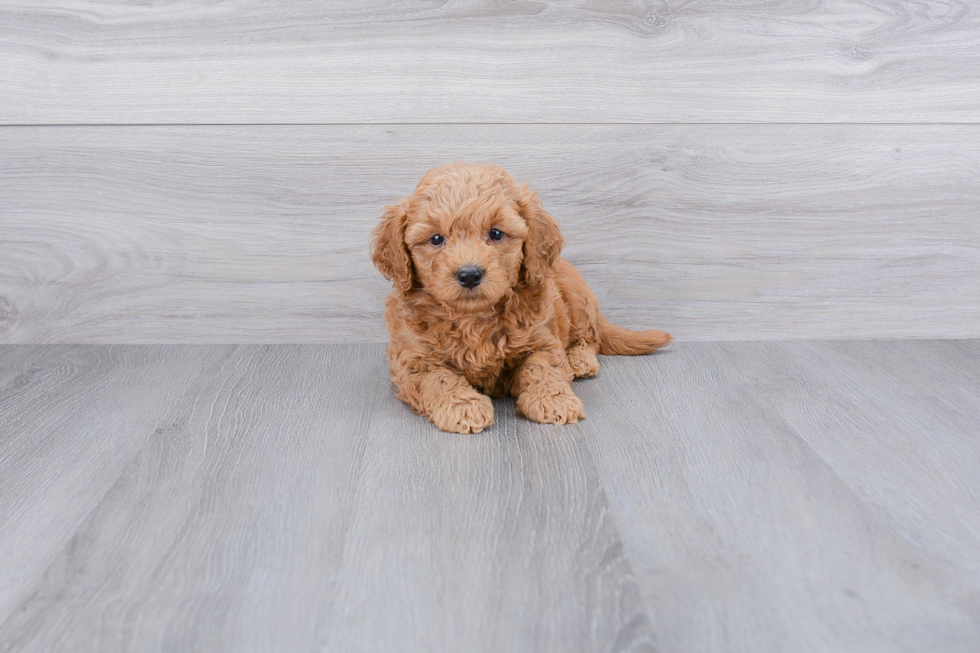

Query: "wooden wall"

xmin=2 ymin=1 xmax=978 ymax=343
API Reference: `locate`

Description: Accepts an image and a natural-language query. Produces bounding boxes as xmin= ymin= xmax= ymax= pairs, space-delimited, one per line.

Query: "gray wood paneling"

xmin=577 ymin=341 xmax=980 ymax=652
xmin=2 ymin=1 xmax=979 ymax=124
xmin=2 ymin=124 xmax=979 ymax=343
xmin=0 ymin=344 xmax=654 ymax=653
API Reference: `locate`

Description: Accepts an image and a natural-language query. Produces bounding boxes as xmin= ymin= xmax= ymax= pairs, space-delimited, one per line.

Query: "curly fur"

xmin=371 ymin=162 xmax=671 ymax=433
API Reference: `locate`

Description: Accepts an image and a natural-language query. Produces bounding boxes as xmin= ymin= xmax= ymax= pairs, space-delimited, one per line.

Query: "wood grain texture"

xmin=0 ymin=344 xmax=654 ymax=653
xmin=2 ymin=124 xmax=979 ymax=343
xmin=3 ymin=341 xmax=979 ymax=651
xmin=577 ymin=341 xmax=980 ymax=652
xmin=0 ymin=345 xmax=222 ymax=627
xmin=2 ymin=0 xmax=979 ymax=123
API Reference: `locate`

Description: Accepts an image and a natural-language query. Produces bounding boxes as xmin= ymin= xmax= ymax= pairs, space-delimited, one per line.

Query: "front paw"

xmin=517 ymin=386 xmax=586 ymax=425
xmin=430 ymin=392 xmax=494 ymax=434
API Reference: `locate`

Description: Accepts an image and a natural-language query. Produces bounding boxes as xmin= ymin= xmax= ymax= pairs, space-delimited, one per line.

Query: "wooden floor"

xmin=2 ymin=340 xmax=978 ymax=652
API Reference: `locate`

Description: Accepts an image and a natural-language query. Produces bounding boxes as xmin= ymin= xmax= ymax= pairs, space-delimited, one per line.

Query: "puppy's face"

xmin=372 ymin=162 xmax=563 ymax=312
xmin=404 ymin=180 xmax=528 ymax=311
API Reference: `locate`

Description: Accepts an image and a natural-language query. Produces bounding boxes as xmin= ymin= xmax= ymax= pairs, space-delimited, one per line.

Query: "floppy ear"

xmin=517 ymin=184 xmax=563 ymax=286
xmin=370 ymin=201 xmax=414 ymax=293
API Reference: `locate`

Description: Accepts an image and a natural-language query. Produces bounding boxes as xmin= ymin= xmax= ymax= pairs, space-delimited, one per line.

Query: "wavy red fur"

xmin=371 ymin=162 xmax=671 ymax=433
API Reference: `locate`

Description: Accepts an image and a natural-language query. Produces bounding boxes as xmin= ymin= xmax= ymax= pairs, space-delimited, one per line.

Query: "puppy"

xmin=371 ymin=162 xmax=671 ymax=433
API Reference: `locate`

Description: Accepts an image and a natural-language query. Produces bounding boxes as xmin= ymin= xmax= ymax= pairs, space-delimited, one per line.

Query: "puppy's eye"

xmin=488 ymin=228 xmax=504 ymax=241
xmin=429 ymin=234 xmax=445 ymax=246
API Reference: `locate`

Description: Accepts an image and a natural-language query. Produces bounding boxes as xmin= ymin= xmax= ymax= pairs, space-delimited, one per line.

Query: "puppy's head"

xmin=371 ymin=162 xmax=563 ymax=311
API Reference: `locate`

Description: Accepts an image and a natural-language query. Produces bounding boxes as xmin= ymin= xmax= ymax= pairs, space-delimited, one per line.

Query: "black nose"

xmin=456 ymin=266 xmax=484 ymax=289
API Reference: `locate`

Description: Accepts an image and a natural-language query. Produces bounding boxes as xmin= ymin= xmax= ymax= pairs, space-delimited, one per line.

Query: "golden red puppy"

xmin=371 ymin=162 xmax=671 ymax=433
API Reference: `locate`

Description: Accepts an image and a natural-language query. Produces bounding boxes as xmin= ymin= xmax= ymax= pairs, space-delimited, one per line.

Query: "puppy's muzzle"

xmin=455 ymin=265 xmax=484 ymax=289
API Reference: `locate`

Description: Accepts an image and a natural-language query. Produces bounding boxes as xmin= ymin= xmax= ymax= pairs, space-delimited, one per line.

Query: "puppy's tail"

xmin=598 ymin=314 xmax=672 ymax=356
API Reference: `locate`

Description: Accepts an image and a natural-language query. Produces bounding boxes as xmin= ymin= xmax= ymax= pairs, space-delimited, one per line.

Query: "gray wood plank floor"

xmin=2 ymin=1 xmax=979 ymax=123
xmin=1 ymin=341 xmax=977 ymax=652
xmin=576 ymin=341 xmax=980 ymax=652
xmin=0 ymin=344 xmax=653 ymax=653
xmin=3 ymin=125 xmax=979 ymax=343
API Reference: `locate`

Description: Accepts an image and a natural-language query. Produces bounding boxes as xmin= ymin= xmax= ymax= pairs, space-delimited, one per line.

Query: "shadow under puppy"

xmin=371 ymin=162 xmax=671 ymax=433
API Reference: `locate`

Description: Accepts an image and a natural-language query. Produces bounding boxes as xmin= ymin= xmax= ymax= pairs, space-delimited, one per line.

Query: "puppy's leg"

xmin=397 ymin=367 xmax=494 ymax=434
xmin=513 ymin=348 xmax=586 ymax=425
xmin=566 ymin=341 xmax=600 ymax=378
